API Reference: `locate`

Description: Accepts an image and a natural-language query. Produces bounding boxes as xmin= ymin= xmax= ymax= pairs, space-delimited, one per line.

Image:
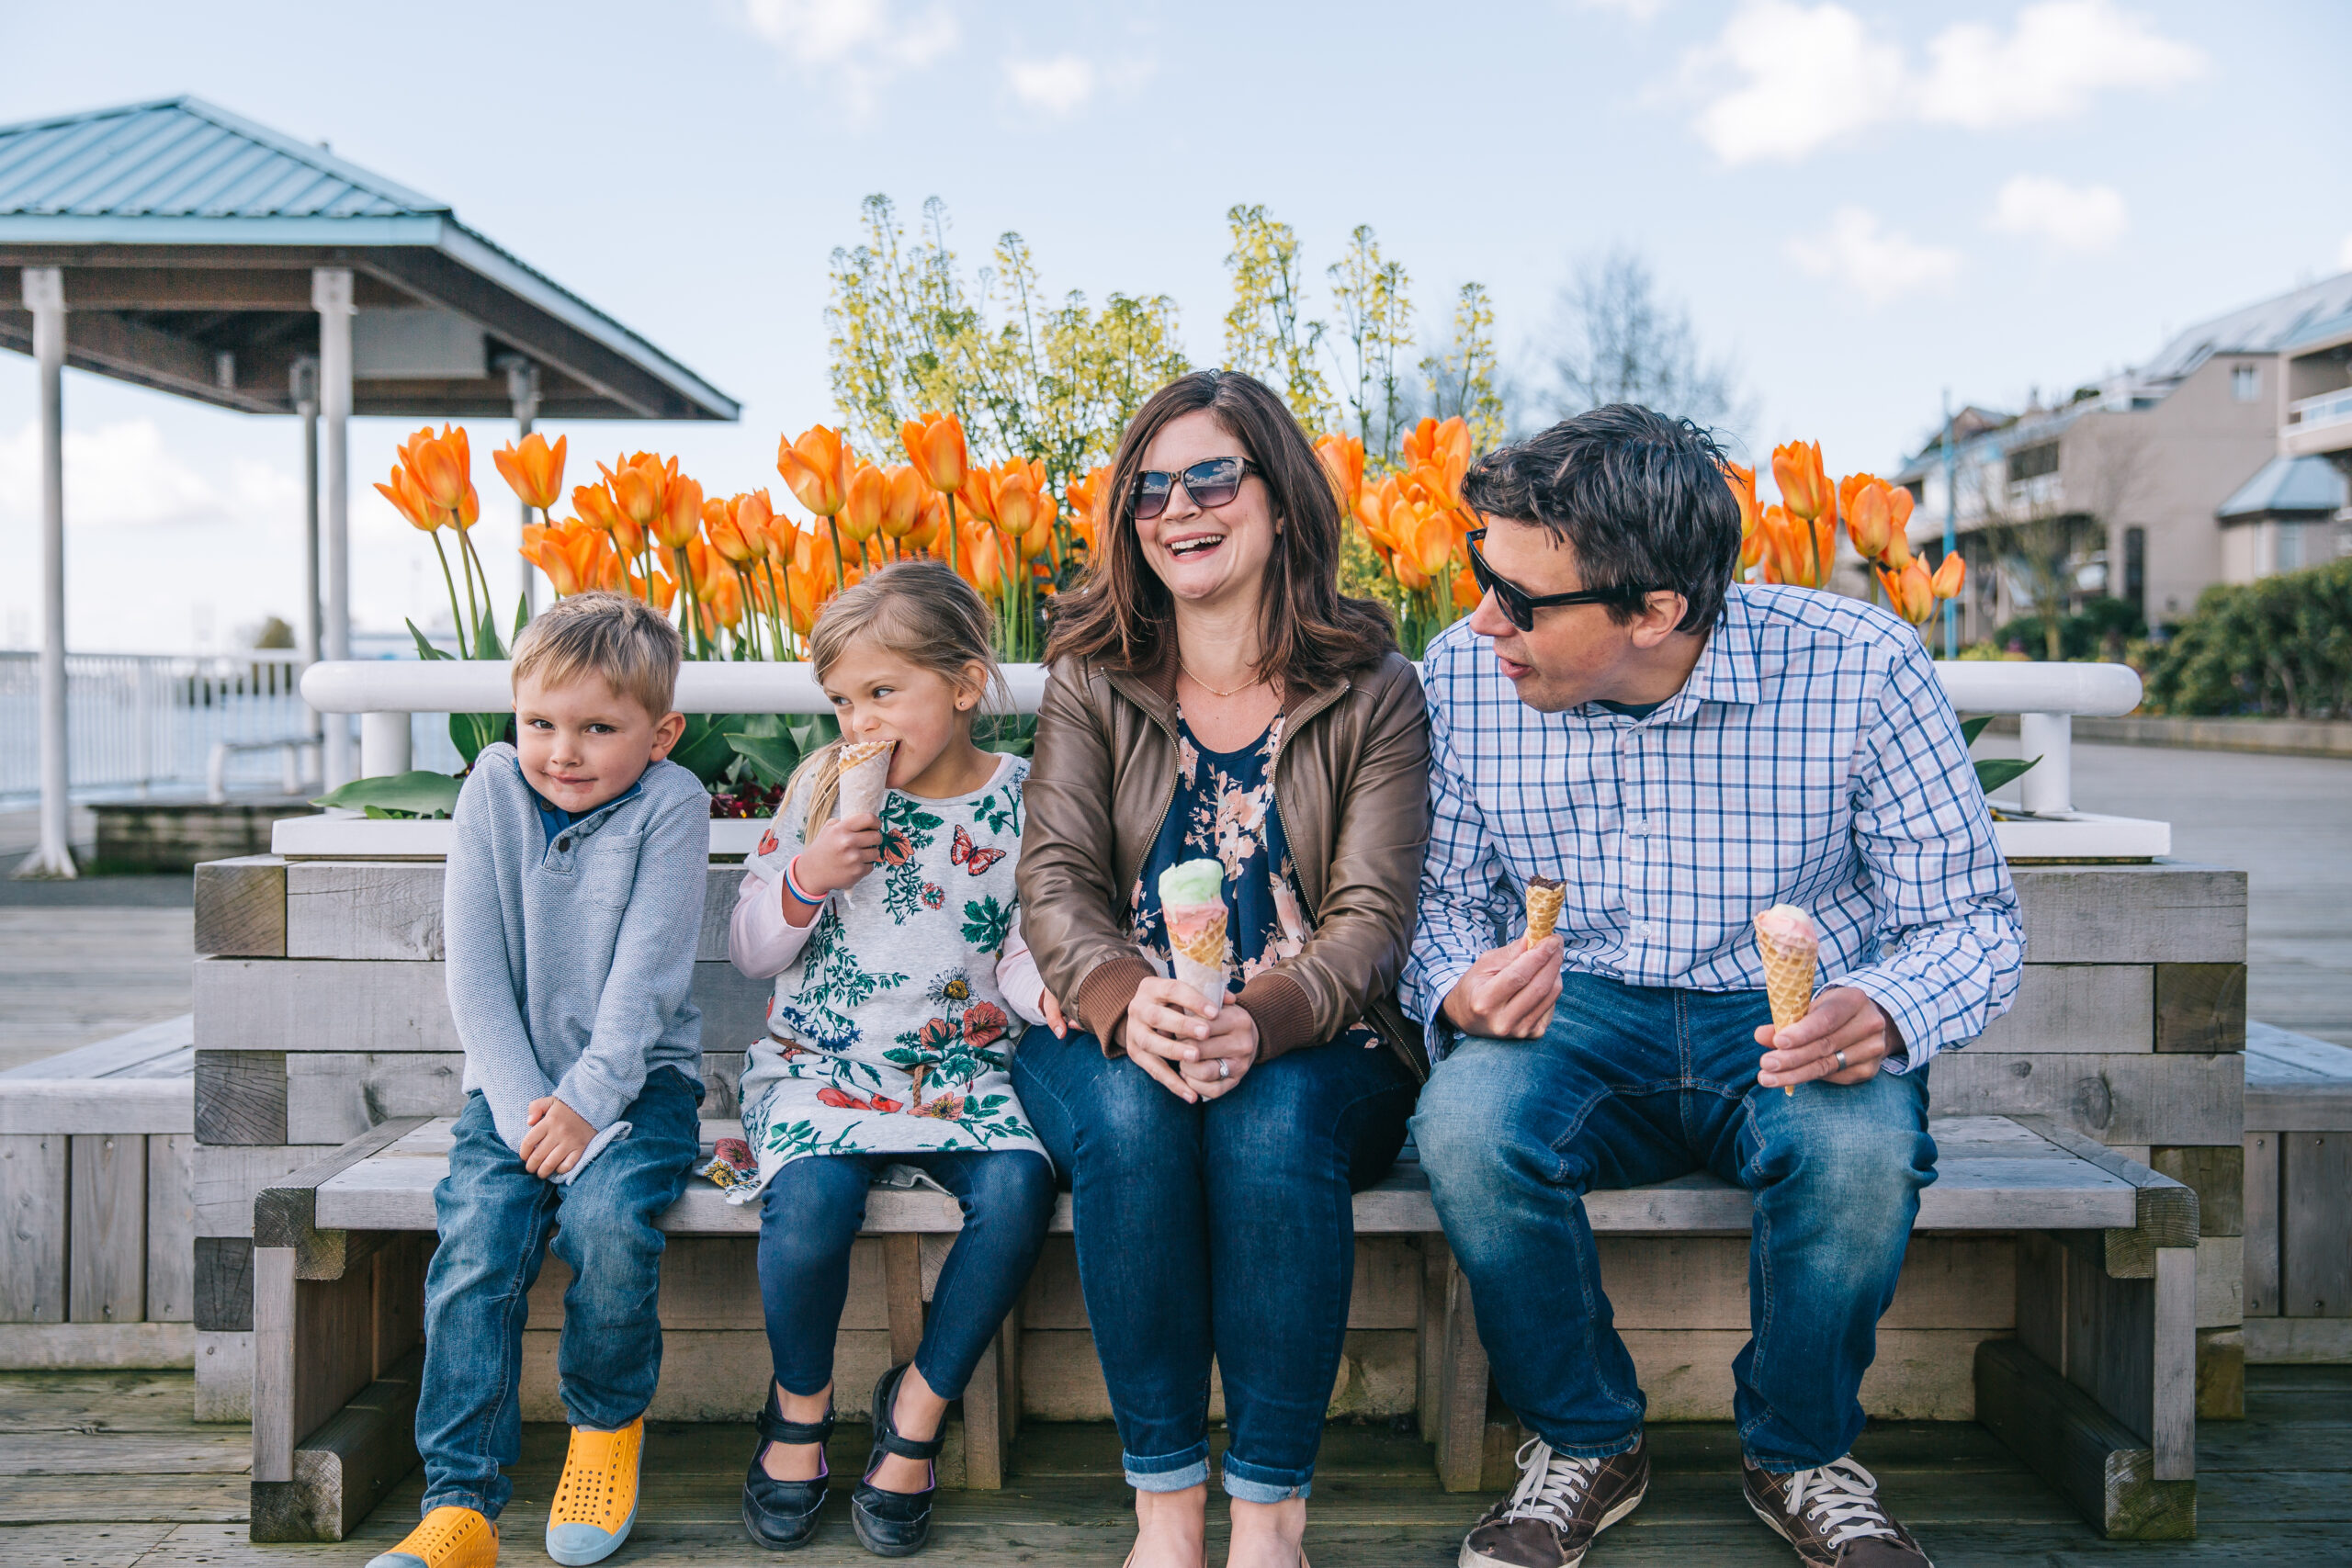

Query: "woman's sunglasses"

xmin=1131 ymin=457 xmax=1260 ymax=521
xmin=1465 ymin=528 xmax=1657 ymax=632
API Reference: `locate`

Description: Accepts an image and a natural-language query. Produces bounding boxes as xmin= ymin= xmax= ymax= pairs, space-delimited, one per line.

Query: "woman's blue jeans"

xmin=1012 ymin=1025 xmax=1418 ymax=1503
xmin=413 ymin=1072 xmax=703 ymax=1520
xmin=1410 ymin=973 xmax=1936 ymax=1472
xmin=757 ymin=1148 xmax=1055 ymax=1403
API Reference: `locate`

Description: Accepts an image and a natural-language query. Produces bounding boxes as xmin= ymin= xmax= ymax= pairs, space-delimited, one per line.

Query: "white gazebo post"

xmin=505 ymin=356 xmax=541 ymax=615
xmin=313 ymin=268 xmax=355 ymax=788
xmin=17 ymin=266 xmax=74 ymax=878
xmin=291 ymin=355 xmax=323 ymax=784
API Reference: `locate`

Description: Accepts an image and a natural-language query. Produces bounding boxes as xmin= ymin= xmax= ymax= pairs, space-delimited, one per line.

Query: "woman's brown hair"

xmin=1044 ymin=370 xmax=1396 ymax=689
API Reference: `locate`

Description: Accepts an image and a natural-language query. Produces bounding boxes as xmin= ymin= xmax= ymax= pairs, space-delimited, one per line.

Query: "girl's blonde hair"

xmin=786 ymin=560 xmax=1006 ymax=832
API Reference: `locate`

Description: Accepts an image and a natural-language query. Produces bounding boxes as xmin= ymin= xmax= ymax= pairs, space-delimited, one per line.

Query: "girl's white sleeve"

xmin=995 ymin=910 xmax=1049 ymax=1027
xmin=730 ymin=869 xmax=820 ymax=978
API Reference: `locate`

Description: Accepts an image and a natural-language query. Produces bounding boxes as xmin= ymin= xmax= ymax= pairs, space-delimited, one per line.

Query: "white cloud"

xmin=1690 ymin=0 xmax=2204 ymax=165
xmin=0 ymin=419 xmax=223 ymax=528
xmin=1004 ymin=53 xmax=1097 ymax=116
xmin=739 ymin=0 xmax=958 ymax=105
xmin=1580 ymin=0 xmax=1668 ymax=20
xmin=1786 ymin=208 xmax=1962 ymax=307
xmin=1989 ymin=174 xmax=2129 ymax=252
xmin=1690 ymin=2 xmax=1904 ymax=164
xmin=1917 ymin=0 xmax=2204 ymax=130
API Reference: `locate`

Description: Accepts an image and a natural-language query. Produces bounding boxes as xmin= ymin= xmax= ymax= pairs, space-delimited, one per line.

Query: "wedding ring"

xmin=1217 ymin=1059 xmax=1231 ymax=1080
xmin=1833 ymin=1049 xmax=1849 ymax=1071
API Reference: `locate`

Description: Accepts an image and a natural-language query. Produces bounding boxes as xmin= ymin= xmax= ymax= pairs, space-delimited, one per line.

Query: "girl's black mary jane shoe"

xmin=851 ymin=1362 xmax=945 ymax=1558
xmin=741 ymin=1386 xmax=835 ymax=1551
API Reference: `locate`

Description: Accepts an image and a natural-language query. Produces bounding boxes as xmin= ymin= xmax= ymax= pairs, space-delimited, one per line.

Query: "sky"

xmin=1 ymin=0 xmax=2346 ymax=652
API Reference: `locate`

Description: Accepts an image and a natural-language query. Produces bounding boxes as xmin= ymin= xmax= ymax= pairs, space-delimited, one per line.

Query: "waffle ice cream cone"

xmin=832 ymin=739 xmax=896 ymax=820
xmin=1524 ymin=875 xmax=1565 ymax=949
xmin=1753 ymin=905 xmax=1820 ymax=1096
xmin=1159 ymin=858 xmax=1230 ymax=1010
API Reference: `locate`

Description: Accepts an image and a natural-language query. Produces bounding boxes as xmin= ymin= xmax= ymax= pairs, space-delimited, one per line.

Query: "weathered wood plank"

xmin=0 ymin=1014 xmax=194 ymax=1084
xmin=196 ymin=1329 xmax=254 ymax=1422
xmin=278 ymin=860 xmax=739 ymax=962
xmin=1974 ymin=1337 xmax=2194 ymax=1540
xmin=193 ymin=957 xmax=770 ymax=1058
xmin=1933 ymin=1052 xmax=2244 ymax=1146
xmin=2011 ymin=863 xmax=2246 ymax=964
xmin=0 ymin=1077 xmax=193 ymax=1136
xmin=2197 ymin=1325 xmax=2245 ymax=1420
xmin=69 ymin=1133 xmax=147 ymax=1324
xmin=2155 ymin=963 xmax=2246 ymax=1053
xmin=254 ymin=1119 xmax=428 ymax=1280
xmin=195 ymin=1236 xmax=254 ymax=1333
xmin=2199 ymin=1235 xmax=2245 ymax=1329
xmin=193 ymin=855 xmax=286 ymax=958
xmin=250 ymin=1346 xmax=423 ymax=1543
xmin=2244 ymin=1133 xmax=2280 ymax=1318
xmin=193 ymin=1145 xmax=335 ymax=1238
xmin=193 ymin=1051 xmax=288 ymax=1145
xmin=2244 ymin=1315 xmax=2352 ymax=1362
xmin=0 ymin=1322 xmax=194 ymax=1370
xmin=2280 ymin=1131 xmax=2350 ymax=1317
xmin=1968 ymin=964 xmax=2153 ymax=1055
xmin=2152 ymin=1145 xmax=2244 ymax=1237
xmin=0 ymin=1134 xmax=67 ymax=1323
xmin=146 ymin=1134 xmax=195 ymax=1323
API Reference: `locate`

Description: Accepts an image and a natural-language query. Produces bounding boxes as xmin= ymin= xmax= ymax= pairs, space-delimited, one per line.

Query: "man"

xmin=1405 ymin=405 xmax=2022 ymax=1568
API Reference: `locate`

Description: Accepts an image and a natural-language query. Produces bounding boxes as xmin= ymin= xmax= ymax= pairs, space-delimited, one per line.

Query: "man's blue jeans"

xmin=1012 ymin=1025 xmax=1418 ymax=1503
xmin=413 ymin=1071 xmax=702 ymax=1519
xmin=1411 ymin=974 xmax=1935 ymax=1472
xmin=757 ymin=1148 xmax=1055 ymax=1402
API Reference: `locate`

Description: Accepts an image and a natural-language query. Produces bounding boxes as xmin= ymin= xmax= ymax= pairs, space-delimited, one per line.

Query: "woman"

xmin=1014 ymin=370 xmax=1430 ymax=1568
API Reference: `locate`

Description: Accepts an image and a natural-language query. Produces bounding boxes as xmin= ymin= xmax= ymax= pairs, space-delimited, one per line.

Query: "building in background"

xmin=1891 ymin=272 xmax=2352 ymax=645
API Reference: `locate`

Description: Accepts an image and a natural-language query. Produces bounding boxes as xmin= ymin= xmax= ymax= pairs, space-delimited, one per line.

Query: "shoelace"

xmin=1499 ymin=1437 xmax=1605 ymax=1531
xmin=1781 ymin=1456 xmax=1901 ymax=1551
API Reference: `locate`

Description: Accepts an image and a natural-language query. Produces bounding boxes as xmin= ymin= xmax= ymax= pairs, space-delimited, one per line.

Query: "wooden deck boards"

xmin=0 ymin=1368 xmax=2343 ymax=1564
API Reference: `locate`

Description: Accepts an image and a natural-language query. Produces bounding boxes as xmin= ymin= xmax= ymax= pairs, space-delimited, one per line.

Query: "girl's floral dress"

xmin=1130 ymin=713 xmax=1383 ymax=1052
xmin=728 ymin=751 xmax=1046 ymax=1202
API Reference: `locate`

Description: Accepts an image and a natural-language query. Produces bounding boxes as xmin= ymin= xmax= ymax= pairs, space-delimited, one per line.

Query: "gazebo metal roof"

xmin=0 ymin=96 xmax=737 ymax=421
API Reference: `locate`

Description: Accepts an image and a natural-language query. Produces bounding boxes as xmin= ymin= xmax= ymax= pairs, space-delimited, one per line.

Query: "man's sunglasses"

xmin=1465 ymin=528 xmax=1656 ymax=632
xmin=1131 ymin=457 xmax=1260 ymax=521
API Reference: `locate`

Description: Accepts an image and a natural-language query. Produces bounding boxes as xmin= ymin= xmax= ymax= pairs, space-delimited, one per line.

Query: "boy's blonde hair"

xmin=788 ymin=561 xmax=1004 ymax=830
xmin=510 ymin=591 xmax=684 ymax=716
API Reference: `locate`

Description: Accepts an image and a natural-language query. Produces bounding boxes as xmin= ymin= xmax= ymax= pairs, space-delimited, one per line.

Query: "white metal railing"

xmin=2286 ymin=388 xmax=2352 ymax=431
xmin=304 ymin=659 xmax=2142 ymax=818
xmin=0 ymin=649 xmax=317 ymax=803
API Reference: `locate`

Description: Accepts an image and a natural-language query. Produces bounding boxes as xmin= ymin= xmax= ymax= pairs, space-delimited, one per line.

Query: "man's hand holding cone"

xmin=1750 ymin=905 xmax=1903 ymax=1090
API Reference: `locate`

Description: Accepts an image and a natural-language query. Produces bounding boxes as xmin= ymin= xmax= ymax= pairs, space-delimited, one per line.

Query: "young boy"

xmin=371 ymin=592 xmax=710 ymax=1568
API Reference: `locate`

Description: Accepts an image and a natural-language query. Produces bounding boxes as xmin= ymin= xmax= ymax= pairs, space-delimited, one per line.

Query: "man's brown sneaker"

xmin=1742 ymin=1455 xmax=1933 ymax=1566
xmin=1458 ymin=1434 xmax=1648 ymax=1568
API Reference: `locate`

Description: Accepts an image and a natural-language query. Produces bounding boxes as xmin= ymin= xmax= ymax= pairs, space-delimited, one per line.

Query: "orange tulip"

xmin=492 ymin=433 xmax=566 ymax=512
xmin=777 ymin=425 xmax=850 ymax=517
xmin=900 ymin=412 xmax=969 ymax=496
xmin=453 ymin=481 xmax=481 ymax=533
xmin=737 ymin=488 xmax=776 ymax=548
xmin=877 ymin=466 xmax=926 ymax=543
xmin=1878 ymin=558 xmax=1936 ymax=624
xmin=404 ymin=425 xmax=470 ymax=513
xmin=1846 ymin=479 xmax=1896 ymax=562
xmin=706 ymin=496 xmax=757 ymax=564
xmin=1881 ymin=529 xmax=1914 ymax=572
xmin=1770 ymin=440 xmax=1834 ymax=525
xmin=1066 ymin=466 xmax=1107 ymax=554
xmin=991 ymin=466 xmax=1042 ymax=539
xmin=904 ymin=491 xmax=947 ymax=555
xmin=1930 ymin=552 xmax=1966 ymax=601
xmin=1401 ymin=417 xmax=1472 ymax=502
xmin=376 ymin=466 xmax=446 ymax=533
xmin=654 ymin=473 xmax=702 ymax=552
xmin=959 ymin=464 xmax=999 ymax=526
xmin=607 ymin=454 xmax=668 ymax=532
xmin=1315 ymin=434 xmax=1365 ymax=504
xmin=840 ymin=462 xmax=888 ymax=546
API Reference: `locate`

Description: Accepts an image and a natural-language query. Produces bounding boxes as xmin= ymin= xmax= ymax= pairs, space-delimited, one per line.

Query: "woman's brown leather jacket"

xmin=1016 ymin=638 xmax=1432 ymax=1081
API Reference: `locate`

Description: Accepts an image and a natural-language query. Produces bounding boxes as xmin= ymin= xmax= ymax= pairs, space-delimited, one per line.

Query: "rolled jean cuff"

xmin=1523 ymin=1426 xmax=1644 ymax=1462
xmin=1123 ymin=1442 xmax=1210 ymax=1494
xmin=420 ymin=1489 xmax=497 ymax=1521
xmin=1221 ymin=1453 xmax=1314 ymax=1504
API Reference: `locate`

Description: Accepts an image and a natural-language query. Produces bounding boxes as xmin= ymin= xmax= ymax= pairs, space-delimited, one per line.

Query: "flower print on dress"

xmin=1177 ymin=735 xmax=1200 ymax=788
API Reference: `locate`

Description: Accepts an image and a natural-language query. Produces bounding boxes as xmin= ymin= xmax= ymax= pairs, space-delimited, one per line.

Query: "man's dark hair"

xmin=1461 ymin=403 xmax=1742 ymax=633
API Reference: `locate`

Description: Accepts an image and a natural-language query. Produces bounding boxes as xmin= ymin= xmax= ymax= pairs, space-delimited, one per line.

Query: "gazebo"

xmin=0 ymin=96 xmax=737 ymax=875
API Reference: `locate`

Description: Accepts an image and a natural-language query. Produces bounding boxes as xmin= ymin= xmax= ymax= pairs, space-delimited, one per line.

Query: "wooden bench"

xmin=248 ymin=1111 xmax=2199 ymax=1543
xmin=2243 ymin=1022 xmax=2352 ymax=1364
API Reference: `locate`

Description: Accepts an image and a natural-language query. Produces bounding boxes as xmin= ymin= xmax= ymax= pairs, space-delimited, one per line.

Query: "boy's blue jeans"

xmin=1410 ymin=973 xmax=1936 ymax=1472
xmin=1012 ymin=1024 xmax=1418 ymax=1504
xmin=757 ymin=1148 xmax=1055 ymax=1403
xmin=414 ymin=1071 xmax=702 ymax=1519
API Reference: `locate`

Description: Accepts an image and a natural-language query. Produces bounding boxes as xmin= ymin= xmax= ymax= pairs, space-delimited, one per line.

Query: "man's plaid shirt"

xmin=1400 ymin=582 xmax=2024 ymax=1068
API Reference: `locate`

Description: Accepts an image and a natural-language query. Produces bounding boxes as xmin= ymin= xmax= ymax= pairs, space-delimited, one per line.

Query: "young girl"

xmin=728 ymin=562 xmax=1056 ymax=1558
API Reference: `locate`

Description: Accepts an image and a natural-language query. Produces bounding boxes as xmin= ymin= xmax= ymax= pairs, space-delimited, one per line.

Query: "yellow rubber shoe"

xmin=546 ymin=1416 xmax=644 ymax=1566
xmin=365 ymin=1504 xmax=496 ymax=1568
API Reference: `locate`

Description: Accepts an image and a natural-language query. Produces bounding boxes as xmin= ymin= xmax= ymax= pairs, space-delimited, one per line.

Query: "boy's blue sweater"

xmin=443 ymin=742 xmax=707 ymax=1156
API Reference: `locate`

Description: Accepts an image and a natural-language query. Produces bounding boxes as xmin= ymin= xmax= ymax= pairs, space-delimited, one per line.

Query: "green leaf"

xmin=670 ymin=714 xmax=743 ymax=785
xmin=449 ymin=712 xmax=509 ymax=766
xmin=974 ymin=713 xmax=1036 ymax=757
xmin=405 ymin=619 xmax=455 ymax=661
xmin=1959 ymin=716 xmax=1994 ymax=746
xmin=1974 ymin=755 xmax=2041 ymax=795
xmin=513 ymin=594 xmax=531 ymax=640
xmin=473 ymin=604 xmax=507 ymax=662
xmin=790 ymin=714 xmax=842 ymax=753
xmin=726 ymin=731 xmax=803 ymax=786
xmin=314 ymin=770 xmax=463 ymax=816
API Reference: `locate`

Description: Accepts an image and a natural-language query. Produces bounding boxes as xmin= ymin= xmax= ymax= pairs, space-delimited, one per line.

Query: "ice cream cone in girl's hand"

xmin=1753 ymin=905 xmax=1820 ymax=1096
xmin=1159 ymin=858 xmax=1230 ymax=1012
xmin=833 ymin=739 xmax=895 ymax=819
xmin=1524 ymin=876 xmax=1565 ymax=949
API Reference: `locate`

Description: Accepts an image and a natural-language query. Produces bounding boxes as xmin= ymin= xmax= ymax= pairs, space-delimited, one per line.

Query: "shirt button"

xmin=556 ymin=836 xmax=571 ymax=851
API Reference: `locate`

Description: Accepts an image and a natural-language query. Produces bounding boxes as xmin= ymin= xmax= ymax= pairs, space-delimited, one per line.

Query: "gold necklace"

xmin=1180 ymin=660 xmax=1259 ymax=700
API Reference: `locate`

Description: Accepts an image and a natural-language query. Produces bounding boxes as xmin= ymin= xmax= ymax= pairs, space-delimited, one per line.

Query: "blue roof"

xmin=0 ymin=97 xmax=442 ymax=222
xmin=2218 ymin=455 xmax=2348 ymax=520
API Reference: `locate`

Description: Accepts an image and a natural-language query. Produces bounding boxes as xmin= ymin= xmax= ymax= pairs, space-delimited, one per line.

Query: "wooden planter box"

xmin=0 ymin=1015 xmax=197 ymax=1370
xmin=2243 ymin=1023 xmax=2352 ymax=1364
